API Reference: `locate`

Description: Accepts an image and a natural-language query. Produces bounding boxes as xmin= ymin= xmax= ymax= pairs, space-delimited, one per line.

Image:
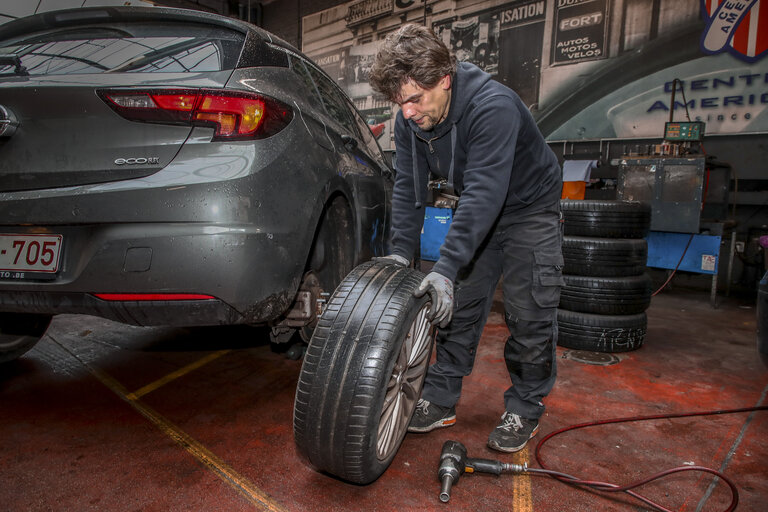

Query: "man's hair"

xmin=369 ymin=23 xmax=457 ymax=103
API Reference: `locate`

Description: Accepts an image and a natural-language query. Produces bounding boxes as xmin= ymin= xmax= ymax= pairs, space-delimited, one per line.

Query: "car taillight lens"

xmin=98 ymin=89 xmax=293 ymax=141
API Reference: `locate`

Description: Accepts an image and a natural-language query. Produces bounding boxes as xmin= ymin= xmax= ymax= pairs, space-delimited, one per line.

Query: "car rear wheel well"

xmin=308 ymin=194 xmax=356 ymax=294
xmin=269 ymin=194 xmax=357 ymax=345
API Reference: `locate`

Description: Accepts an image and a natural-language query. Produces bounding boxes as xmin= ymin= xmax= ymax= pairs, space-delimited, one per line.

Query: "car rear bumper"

xmin=0 ymin=291 xmax=243 ymax=326
xmin=0 ymin=222 xmax=305 ymax=326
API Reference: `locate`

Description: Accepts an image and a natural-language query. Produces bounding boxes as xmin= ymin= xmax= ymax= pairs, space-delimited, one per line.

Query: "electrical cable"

xmin=652 ymin=233 xmax=694 ymax=297
xmin=533 ymin=405 xmax=768 ymax=512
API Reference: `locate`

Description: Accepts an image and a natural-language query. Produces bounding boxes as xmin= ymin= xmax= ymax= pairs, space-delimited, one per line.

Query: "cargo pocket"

xmin=532 ymin=249 xmax=565 ymax=308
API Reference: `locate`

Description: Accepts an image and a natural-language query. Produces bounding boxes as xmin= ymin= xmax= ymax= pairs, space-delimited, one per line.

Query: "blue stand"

xmin=646 ymin=231 xmax=722 ymax=307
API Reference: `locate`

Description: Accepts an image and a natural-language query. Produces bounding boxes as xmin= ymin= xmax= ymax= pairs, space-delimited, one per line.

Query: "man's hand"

xmin=414 ymin=271 xmax=453 ymax=328
xmin=373 ymin=254 xmax=410 ymax=267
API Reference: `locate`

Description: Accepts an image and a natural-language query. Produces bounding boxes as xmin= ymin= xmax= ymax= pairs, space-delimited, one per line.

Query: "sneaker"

xmin=407 ymin=399 xmax=456 ymax=433
xmin=487 ymin=411 xmax=539 ymax=453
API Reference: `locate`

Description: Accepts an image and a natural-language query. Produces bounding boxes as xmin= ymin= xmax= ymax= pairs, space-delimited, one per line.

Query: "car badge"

xmin=114 ymin=157 xmax=160 ymax=165
xmin=0 ymin=105 xmax=18 ymax=138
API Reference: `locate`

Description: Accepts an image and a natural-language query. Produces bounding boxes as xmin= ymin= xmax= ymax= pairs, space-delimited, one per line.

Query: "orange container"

xmin=561 ymin=181 xmax=586 ymax=200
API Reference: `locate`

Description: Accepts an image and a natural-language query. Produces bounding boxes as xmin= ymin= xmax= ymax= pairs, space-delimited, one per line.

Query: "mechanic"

xmin=369 ymin=24 xmax=564 ymax=453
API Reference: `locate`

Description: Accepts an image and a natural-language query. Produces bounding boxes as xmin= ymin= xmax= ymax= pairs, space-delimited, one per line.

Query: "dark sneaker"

xmin=407 ymin=399 xmax=456 ymax=433
xmin=487 ymin=411 xmax=539 ymax=453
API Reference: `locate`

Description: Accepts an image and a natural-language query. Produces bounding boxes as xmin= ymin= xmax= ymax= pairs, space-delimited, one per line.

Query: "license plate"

xmin=0 ymin=234 xmax=63 ymax=274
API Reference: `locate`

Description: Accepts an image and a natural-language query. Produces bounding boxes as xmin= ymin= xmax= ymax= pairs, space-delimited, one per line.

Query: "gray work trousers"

xmin=421 ymin=202 xmax=564 ymax=420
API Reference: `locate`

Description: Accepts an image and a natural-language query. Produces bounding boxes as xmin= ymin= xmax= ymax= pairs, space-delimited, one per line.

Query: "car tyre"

xmin=557 ymin=309 xmax=647 ymax=353
xmin=0 ymin=313 xmax=52 ymax=363
xmin=293 ymin=261 xmax=434 ymax=484
xmin=561 ymin=200 xmax=651 ymax=238
xmin=563 ymin=236 xmax=647 ymax=277
xmin=560 ymin=273 xmax=652 ymax=315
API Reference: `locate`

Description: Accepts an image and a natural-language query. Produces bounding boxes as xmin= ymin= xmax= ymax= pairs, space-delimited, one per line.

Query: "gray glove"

xmin=373 ymin=254 xmax=410 ymax=267
xmin=414 ymin=271 xmax=454 ymax=328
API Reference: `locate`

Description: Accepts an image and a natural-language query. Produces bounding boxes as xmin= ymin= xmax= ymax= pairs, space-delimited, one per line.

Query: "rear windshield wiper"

xmin=0 ymin=54 xmax=28 ymax=76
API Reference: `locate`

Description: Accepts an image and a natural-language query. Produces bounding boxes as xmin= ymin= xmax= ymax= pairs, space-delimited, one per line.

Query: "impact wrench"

xmin=438 ymin=440 xmax=526 ymax=503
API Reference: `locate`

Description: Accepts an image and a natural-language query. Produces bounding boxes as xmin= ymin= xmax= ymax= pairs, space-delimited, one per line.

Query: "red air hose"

xmin=533 ymin=406 xmax=768 ymax=512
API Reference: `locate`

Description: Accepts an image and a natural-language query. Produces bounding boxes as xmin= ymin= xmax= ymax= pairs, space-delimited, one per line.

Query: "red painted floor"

xmin=1 ymin=285 xmax=766 ymax=511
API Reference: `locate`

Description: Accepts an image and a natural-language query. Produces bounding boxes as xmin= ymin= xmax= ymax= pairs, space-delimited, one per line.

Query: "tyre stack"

xmin=558 ymin=200 xmax=653 ymax=353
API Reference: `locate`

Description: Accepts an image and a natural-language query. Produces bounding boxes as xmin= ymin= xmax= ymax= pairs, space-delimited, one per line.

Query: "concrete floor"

xmin=1 ymin=284 xmax=766 ymax=511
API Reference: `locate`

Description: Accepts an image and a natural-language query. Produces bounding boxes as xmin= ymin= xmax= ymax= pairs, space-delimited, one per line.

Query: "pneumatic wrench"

xmin=438 ymin=440 xmax=527 ymax=503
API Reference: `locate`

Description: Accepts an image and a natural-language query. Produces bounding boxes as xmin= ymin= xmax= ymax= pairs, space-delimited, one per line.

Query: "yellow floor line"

xmin=126 ymin=350 xmax=230 ymax=400
xmin=513 ymin=446 xmax=534 ymax=511
xmin=91 ymin=366 xmax=284 ymax=511
xmin=51 ymin=338 xmax=282 ymax=511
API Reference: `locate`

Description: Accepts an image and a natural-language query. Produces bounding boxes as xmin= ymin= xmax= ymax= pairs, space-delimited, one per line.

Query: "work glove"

xmin=414 ymin=271 xmax=454 ymax=328
xmin=373 ymin=254 xmax=410 ymax=267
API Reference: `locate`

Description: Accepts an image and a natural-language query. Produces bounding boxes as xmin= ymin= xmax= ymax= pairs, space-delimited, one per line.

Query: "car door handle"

xmin=341 ymin=134 xmax=358 ymax=150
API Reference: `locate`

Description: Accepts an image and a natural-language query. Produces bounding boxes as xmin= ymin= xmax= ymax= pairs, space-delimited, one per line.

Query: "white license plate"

xmin=0 ymin=234 xmax=63 ymax=273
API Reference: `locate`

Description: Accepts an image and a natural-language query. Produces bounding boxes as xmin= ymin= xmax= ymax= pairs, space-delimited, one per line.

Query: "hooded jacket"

xmin=390 ymin=62 xmax=562 ymax=282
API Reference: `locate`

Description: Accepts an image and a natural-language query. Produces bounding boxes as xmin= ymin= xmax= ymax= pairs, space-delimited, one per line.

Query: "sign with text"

xmin=551 ymin=0 xmax=608 ymax=65
xmin=500 ymin=0 xmax=545 ymax=28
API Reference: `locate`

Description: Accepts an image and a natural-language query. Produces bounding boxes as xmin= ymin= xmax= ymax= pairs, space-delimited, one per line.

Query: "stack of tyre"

xmin=558 ymin=200 xmax=653 ymax=353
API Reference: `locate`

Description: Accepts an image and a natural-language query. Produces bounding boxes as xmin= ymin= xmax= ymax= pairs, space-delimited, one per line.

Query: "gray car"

xmin=0 ymin=6 xmax=393 ymax=363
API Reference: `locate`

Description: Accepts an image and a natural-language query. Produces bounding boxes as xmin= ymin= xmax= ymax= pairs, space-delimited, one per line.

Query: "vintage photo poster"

xmin=497 ymin=0 xmax=546 ymax=108
xmin=434 ymin=15 xmax=501 ymax=76
xmin=551 ymin=0 xmax=609 ymax=65
xmin=434 ymin=1 xmax=545 ymax=107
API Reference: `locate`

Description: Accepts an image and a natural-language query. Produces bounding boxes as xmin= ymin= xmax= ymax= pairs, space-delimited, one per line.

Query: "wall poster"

xmin=433 ymin=1 xmax=546 ymax=107
xmin=551 ymin=0 xmax=609 ymax=65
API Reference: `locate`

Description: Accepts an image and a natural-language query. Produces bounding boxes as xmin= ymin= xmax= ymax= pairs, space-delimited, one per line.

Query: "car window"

xmin=351 ymin=108 xmax=387 ymax=168
xmin=0 ymin=24 xmax=244 ymax=75
xmin=287 ymin=54 xmax=325 ymax=112
xmin=303 ymin=62 xmax=355 ymax=132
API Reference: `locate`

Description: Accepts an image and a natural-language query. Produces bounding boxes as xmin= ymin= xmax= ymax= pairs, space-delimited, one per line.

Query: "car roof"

xmin=0 ymin=5 xmax=297 ymax=53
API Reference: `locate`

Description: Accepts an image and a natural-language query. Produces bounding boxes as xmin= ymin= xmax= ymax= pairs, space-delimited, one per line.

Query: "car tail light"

xmin=93 ymin=293 xmax=216 ymax=301
xmin=98 ymin=89 xmax=293 ymax=141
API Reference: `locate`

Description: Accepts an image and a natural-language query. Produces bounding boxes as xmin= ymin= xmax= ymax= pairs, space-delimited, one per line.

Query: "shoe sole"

xmin=487 ymin=425 xmax=539 ymax=453
xmin=407 ymin=416 xmax=456 ymax=433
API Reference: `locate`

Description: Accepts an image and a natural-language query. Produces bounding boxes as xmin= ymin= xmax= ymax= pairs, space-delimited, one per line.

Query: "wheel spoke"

xmin=377 ymin=392 xmax=403 ymax=457
xmin=407 ymin=310 xmax=431 ymax=366
xmin=408 ymin=331 xmax=431 ymax=368
xmin=396 ymin=339 xmax=409 ymax=369
xmin=376 ymin=303 xmax=434 ymax=461
xmin=403 ymin=362 xmax=427 ymax=384
xmin=381 ymin=382 xmax=398 ymax=410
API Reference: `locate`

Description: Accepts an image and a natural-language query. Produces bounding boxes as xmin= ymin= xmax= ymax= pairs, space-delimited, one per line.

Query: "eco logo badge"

xmin=701 ymin=0 xmax=767 ymax=62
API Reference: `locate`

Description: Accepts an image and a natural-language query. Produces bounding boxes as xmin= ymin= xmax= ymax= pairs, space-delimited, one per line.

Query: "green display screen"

xmin=664 ymin=121 xmax=705 ymax=141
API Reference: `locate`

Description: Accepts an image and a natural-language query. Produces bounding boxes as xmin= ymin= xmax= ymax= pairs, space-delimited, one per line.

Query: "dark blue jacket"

xmin=390 ymin=62 xmax=562 ymax=281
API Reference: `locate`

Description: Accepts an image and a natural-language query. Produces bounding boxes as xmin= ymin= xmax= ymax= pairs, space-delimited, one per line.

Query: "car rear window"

xmin=0 ymin=23 xmax=244 ymax=75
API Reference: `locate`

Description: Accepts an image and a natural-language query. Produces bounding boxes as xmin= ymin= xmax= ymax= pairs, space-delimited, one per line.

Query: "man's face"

xmin=396 ymin=75 xmax=451 ymax=131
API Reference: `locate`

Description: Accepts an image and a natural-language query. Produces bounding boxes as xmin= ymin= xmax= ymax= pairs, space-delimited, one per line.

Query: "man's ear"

xmin=441 ymin=74 xmax=451 ymax=90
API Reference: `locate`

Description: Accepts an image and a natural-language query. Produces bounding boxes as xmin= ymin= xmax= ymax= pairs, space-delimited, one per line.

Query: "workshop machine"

xmin=616 ymin=86 xmax=733 ymax=307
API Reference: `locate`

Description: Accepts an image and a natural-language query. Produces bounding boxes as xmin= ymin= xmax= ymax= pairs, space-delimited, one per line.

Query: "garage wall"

xmin=284 ymin=1 xmax=767 ymax=146
xmin=256 ymin=1 xmax=768 ymax=239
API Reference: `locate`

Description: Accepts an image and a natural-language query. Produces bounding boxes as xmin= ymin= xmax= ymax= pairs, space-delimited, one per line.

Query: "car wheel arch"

xmin=310 ymin=176 xmax=365 ymax=263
